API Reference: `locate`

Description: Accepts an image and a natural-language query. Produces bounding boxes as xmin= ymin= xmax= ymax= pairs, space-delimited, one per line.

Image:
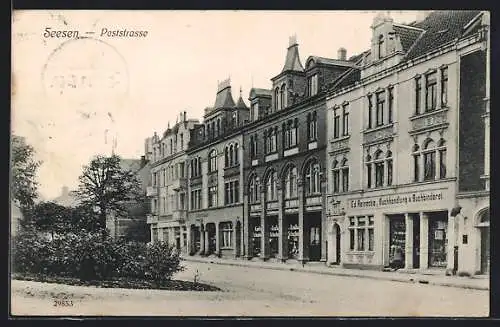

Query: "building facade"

xmin=146 ymin=112 xmax=199 ymax=253
xmin=325 ymin=11 xmax=490 ymax=275
xmin=242 ymin=37 xmax=358 ymax=263
xmin=185 ymin=81 xmax=248 ymax=258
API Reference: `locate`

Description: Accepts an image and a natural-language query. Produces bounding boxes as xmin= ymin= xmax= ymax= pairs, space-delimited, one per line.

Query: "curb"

xmin=182 ymin=257 xmax=489 ymax=291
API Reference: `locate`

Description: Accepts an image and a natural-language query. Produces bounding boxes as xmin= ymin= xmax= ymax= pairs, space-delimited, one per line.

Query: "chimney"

xmin=337 ymin=47 xmax=347 ymax=61
xmin=184 ymin=111 xmax=187 ymax=122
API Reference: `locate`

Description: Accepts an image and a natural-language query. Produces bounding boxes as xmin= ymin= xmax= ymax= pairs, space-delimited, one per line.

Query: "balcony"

xmin=171 ymin=177 xmax=187 ymax=190
xmin=146 ymin=214 xmax=158 ymax=224
xmin=409 ymin=108 xmax=449 ymax=134
xmin=329 ymin=135 xmax=350 ymax=154
xmin=146 ymin=186 xmax=158 ymax=197
xmin=172 ymin=209 xmax=187 ymax=222
xmin=363 ymin=124 xmax=394 ymax=145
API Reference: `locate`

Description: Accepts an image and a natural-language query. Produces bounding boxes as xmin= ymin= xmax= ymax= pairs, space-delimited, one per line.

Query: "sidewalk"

xmin=182 ymin=256 xmax=489 ymax=291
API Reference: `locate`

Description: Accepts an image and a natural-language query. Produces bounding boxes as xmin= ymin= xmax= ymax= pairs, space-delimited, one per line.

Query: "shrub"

xmin=11 ymin=230 xmax=182 ymax=285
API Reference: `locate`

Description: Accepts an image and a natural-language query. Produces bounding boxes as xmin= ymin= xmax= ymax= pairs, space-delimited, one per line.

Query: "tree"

xmin=75 ymin=155 xmax=143 ymax=233
xmin=30 ymin=201 xmax=72 ymax=238
xmin=11 ymin=135 xmax=41 ymax=211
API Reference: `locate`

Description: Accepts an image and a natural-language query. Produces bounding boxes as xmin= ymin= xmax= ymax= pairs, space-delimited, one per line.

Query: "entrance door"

xmin=235 ymin=221 xmax=241 ymax=257
xmin=309 ymin=226 xmax=321 ymax=261
xmin=481 ymin=227 xmax=490 ymax=274
xmin=335 ymin=224 xmax=341 ymax=264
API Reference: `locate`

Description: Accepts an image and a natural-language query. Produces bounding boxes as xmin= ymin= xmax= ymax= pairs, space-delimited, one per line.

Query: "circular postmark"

xmin=41 ymin=37 xmax=129 ymax=115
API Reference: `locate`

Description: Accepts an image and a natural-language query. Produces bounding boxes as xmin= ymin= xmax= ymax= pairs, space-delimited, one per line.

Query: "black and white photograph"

xmin=10 ymin=10 xmax=490 ymax=317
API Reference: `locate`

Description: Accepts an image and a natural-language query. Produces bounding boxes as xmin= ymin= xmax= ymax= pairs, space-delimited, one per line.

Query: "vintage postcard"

xmin=10 ymin=10 xmax=490 ymax=317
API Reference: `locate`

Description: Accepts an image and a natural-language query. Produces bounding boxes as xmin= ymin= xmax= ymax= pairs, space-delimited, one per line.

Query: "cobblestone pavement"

xmin=10 ymin=261 xmax=489 ymax=317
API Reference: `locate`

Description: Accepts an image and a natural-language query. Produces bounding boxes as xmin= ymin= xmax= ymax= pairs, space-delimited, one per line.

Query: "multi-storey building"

xmin=242 ymin=37 xmax=359 ymax=263
xmin=185 ymin=80 xmax=248 ymax=258
xmin=146 ymin=112 xmax=199 ymax=254
xmin=325 ymin=11 xmax=490 ymax=275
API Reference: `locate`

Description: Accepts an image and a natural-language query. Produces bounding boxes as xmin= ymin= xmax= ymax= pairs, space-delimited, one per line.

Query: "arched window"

xmin=224 ymin=146 xmax=229 ymax=167
xmin=386 ymin=151 xmax=393 ymax=186
xmin=374 ymin=150 xmax=384 ymax=188
xmin=412 ymin=144 xmax=420 ymax=182
xmin=305 ymin=160 xmax=320 ymax=195
xmin=378 ymin=34 xmax=384 ymax=59
xmin=266 ymin=170 xmax=278 ymax=201
xmin=341 ymin=158 xmax=349 ymax=192
xmin=332 ymin=160 xmax=340 ymax=193
xmin=423 ymin=139 xmax=436 ymax=181
xmin=280 ymin=84 xmax=286 ymax=109
xmin=284 ymin=165 xmax=298 ymax=199
xmin=412 ymin=138 xmax=447 ymax=182
xmin=249 ymin=175 xmax=260 ymax=203
xmin=234 ymin=143 xmax=239 ymax=165
xmin=438 ymin=139 xmax=446 ymax=179
xmin=217 ymin=119 xmax=221 ymax=136
xmin=208 ymin=149 xmax=217 ymax=173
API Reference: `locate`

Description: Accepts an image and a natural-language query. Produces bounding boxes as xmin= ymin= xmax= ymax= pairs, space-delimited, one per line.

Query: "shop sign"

xmin=349 ymin=191 xmax=444 ymax=209
xmin=327 ymin=198 xmax=345 ymax=216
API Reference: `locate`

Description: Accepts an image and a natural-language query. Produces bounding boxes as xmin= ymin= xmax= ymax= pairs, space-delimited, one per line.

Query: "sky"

xmin=12 ymin=10 xmax=422 ymax=200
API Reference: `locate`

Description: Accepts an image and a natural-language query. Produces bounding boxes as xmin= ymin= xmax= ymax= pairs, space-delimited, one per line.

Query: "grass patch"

xmin=11 ymin=273 xmax=221 ymax=292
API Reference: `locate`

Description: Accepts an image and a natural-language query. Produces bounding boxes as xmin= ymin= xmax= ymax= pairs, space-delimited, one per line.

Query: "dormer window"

xmin=308 ymin=74 xmax=318 ymax=97
xmin=274 ymin=87 xmax=280 ymax=112
xmin=280 ymin=84 xmax=286 ymax=109
xmin=378 ymin=34 xmax=384 ymax=59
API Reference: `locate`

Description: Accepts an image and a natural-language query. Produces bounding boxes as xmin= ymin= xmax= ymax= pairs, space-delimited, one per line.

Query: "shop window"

xmin=389 ymin=216 xmax=406 ymax=268
xmin=284 ymin=165 xmax=298 ymax=199
xmin=428 ymin=215 xmax=448 ymax=267
xmin=221 ymin=222 xmax=233 ymax=248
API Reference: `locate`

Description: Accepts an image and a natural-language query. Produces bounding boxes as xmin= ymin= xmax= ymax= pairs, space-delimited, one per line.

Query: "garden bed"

xmin=11 ymin=273 xmax=221 ymax=292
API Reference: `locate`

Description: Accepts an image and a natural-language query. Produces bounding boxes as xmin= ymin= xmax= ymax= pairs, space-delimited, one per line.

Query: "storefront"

xmin=329 ymin=182 xmax=456 ymax=271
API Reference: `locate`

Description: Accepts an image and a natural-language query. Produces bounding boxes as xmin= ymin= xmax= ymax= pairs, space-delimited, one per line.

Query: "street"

xmin=11 ymin=261 xmax=489 ymax=317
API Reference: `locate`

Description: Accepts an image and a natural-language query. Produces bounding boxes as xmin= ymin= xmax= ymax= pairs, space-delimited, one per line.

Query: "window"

xmin=308 ymin=111 xmax=317 ymax=141
xmin=413 ymin=144 xmax=420 ymax=182
xmin=266 ymin=127 xmax=277 ymax=153
xmin=170 ymin=139 xmax=173 ymax=154
xmin=386 ymin=151 xmax=393 ymax=186
xmin=341 ymin=159 xmax=349 ymax=192
xmin=190 ymin=189 xmax=202 ymax=210
xmin=217 ymin=119 xmax=221 ymax=136
xmin=274 ymin=88 xmax=280 ymax=112
xmin=332 ymin=160 xmax=340 ymax=193
xmin=388 ymin=86 xmax=394 ymax=124
xmin=220 ymin=222 xmax=233 ymax=248
xmin=439 ymin=139 xmax=447 ymax=179
xmin=179 ymin=162 xmax=185 ymax=178
xmin=441 ymin=67 xmax=448 ymax=107
xmin=366 ymin=149 xmax=392 ymax=188
xmin=378 ymin=34 xmax=384 ymax=59
xmin=280 ymin=84 xmax=286 ymax=109
xmin=415 ymin=76 xmax=422 ymax=115
xmin=425 ymin=71 xmax=437 ymax=112
xmin=333 ymin=106 xmax=340 ymax=138
xmin=342 ymin=104 xmax=349 ymax=136
xmin=308 ymin=74 xmax=319 ymax=96
xmin=376 ymin=91 xmax=385 ymax=127
xmin=250 ymin=135 xmax=258 ymax=159
xmin=305 ymin=161 xmax=321 ymax=195
xmin=284 ymin=166 xmax=298 ymax=199
xmin=367 ymin=95 xmax=373 ymax=128
xmin=284 ymin=119 xmax=298 ymax=149
xmin=208 ymin=186 xmax=217 ymax=208
xmin=180 ymin=133 xmax=184 ymax=150
xmin=266 ymin=171 xmax=278 ymax=201
xmin=374 ymin=151 xmax=384 ymax=187
xmin=348 ymin=216 xmax=375 ymax=251
xmin=414 ymin=138 xmax=447 ymax=182
xmin=423 ymin=140 xmax=436 ymax=181
xmin=208 ymin=149 xmax=217 ymax=173
xmin=251 ymin=102 xmax=259 ymax=121
xmin=190 ymin=157 xmax=202 ymax=178
xmin=249 ymin=175 xmax=260 ymax=203
xmin=225 ymin=180 xmax=240 ymax=205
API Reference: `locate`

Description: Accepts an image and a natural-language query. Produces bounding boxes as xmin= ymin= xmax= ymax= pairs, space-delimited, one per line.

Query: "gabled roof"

xmin=249 ymin=88 xmax=272 ymax=99
xmin=405 ymin=10 xmax=482 ymax=60
xmin=236 ymin=96 xmax=249 ymax=110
